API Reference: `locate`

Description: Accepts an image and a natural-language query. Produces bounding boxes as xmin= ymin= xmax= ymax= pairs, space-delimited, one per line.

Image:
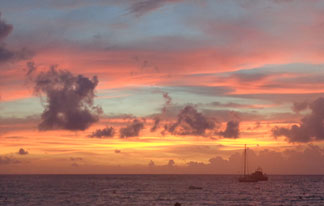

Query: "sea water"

xmin=1 ymin=175 xmax=324 ymax=206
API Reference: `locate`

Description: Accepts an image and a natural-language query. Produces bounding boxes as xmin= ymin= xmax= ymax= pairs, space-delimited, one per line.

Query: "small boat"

xmin=238 ymin=144 xmax=268 ymax=182
xmin=250 ymin=167 xmax=268 ymax=181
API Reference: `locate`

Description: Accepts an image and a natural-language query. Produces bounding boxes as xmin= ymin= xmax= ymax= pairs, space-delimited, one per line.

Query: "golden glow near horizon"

xmin=0 ymin=121 xmax=291 ymax=167
xmin=2 ymin=0 xmax=324 ymax=174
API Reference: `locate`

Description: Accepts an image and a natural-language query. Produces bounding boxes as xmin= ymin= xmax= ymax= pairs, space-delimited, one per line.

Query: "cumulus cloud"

xmin=33 ymin=66 xmax=102 ymax=131
xmin=89 ymin=127 xmax=115 ymax=138
xmin=120 ymin=119 xmax=144 ymax=138
xmin=219 ymin=120 xmax=240 ymax=138
xmin=164 ymin=105 xmax=217 ymax=136
xmin=17 ymin=148 xmax=28 ymax=155
xmin=272 ymin=97 xmax=324 ymax=142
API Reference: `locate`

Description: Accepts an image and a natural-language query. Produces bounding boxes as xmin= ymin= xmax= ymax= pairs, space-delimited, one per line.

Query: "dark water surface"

xmin=1 ymin=175 xmax=324 ymax=206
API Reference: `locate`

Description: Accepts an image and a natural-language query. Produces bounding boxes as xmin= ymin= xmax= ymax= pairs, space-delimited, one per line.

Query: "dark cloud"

xmin=292 ymin=101 xmax=308 ymax=113
xmin=18 ymin=148 xmax=28 ymax=155
xmin=162 ymin=92 xmax=172 ymax=113
xmin=164 ymin=105 xmax=217 ymax=136
xmin=219 ymin=120 xmax=240 ymax=138
xmin=33 ymin=66 xmax=102 ymax=131
xmin=115 ymin=150 xmax=121 ymax=153
xmin=0 ymin=12 xmax=12 ymax=41
xmin=167 ymin=159 xmax=175 ymax=167
xmin=89 ymin=127 xmax=115 ymax=138
xmin=150 ymin=92 xmax=172 ymax=132
xmin=150 ymin=117 xmax=160 ymax=132
xmin=0 ymin=156 xmax=20 ymax=164
xmin=0 ymin=13 xmax=33 ymax=64
xmin=272 ymin=97 xmax=324 ymax=142
xmin=128 ymin=0 xmax=183 ymax=17
xmin=0 ymin=45 xmax=33 ymax=64
xmin=120 ymin=119 xmax=144 ymax=138
xmin=0 ymin=46 xmax=33 ymax=63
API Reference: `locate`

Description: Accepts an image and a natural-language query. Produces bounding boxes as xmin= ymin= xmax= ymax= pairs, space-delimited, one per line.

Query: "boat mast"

xmin=243 ymin=144 xmax=247 ymax=176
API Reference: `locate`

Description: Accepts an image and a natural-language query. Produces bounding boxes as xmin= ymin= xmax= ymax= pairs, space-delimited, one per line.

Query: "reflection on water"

xmin=1 ymin=175 xmax=324 ymax=206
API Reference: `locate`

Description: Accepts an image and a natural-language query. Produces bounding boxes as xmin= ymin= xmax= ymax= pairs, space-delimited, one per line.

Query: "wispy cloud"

xmin=128 ymin=0 xmax=184 ymax=17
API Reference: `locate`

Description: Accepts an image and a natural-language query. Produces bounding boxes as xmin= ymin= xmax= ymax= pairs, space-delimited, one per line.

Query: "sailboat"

xmin=238 ymin=144 xmax=268 ymax=182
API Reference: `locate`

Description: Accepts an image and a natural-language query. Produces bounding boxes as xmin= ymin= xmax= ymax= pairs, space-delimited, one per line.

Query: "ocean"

xmin=1 ymin=175 xmax=324 ymax=206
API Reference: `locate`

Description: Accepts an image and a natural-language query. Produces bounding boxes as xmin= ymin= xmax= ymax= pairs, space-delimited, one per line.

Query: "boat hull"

xmin=238 ymin=176 xmax=258 ymax=182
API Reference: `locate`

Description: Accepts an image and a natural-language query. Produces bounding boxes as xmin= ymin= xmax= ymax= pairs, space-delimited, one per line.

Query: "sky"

xmin=1 ymin=0 xmax=324 ymax=174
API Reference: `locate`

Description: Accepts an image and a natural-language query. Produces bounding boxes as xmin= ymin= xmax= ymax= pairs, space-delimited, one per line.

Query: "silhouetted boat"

xmin=238 ymin=144 xmax=268 ymax=182
xmin=238 ymin=175 xmax=258 ymax=182
xmin=250 ymin=167 xmax=268 ymax=181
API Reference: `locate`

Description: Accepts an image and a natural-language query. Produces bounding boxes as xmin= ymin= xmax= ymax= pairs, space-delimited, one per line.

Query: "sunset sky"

xmin=1 ymin=0 xmax=324 ymax=174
